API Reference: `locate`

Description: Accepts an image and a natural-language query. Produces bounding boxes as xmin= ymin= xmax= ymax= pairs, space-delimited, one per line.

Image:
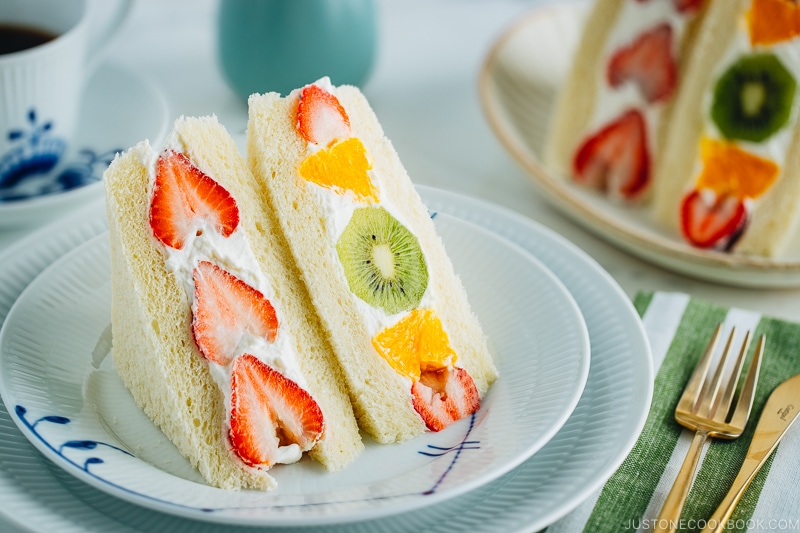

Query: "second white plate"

xmin=479 ymin=1 xmax=800 ymax=287
xmin=0 ymin=212 xmax=589 ymax=526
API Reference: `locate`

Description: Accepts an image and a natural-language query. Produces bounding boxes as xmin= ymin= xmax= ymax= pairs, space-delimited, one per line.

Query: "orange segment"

xmin=694 ymin=138 xmax=779 ymax=199
xmin=748 ymin=0 xmax=800 ymax=46
xmin=298 ymin=137 xmax=378 ymax=202
xmin=371 ymin=309 xmax=457 ymax=381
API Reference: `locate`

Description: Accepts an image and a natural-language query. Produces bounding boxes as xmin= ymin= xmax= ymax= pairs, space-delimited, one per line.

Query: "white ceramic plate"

xmin=0 ymin=210 xmax=589 ymax=526
xmin=0 ymin=62 xmax=168 ymax=228
xmin=0 ymin=186 xmax=652 ymax=533
xmin=479 ymin=1 xmax=800 ymax=288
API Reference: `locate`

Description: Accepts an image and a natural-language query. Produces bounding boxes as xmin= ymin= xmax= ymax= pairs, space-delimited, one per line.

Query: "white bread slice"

xmin=653 ymin=0 xmax=800 ymax=257
xmin=104 ymin=116 xmax=363 ymax=490
xmin=545 ymin=0 xmax=710 ymax=200
xmin=247 ymin=83 xmax=497 ymax=444
xmin=545 ymin=0 xmax=627 ymax=179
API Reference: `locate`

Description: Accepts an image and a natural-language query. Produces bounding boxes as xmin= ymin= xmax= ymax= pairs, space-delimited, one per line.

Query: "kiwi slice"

xmin=337 ymin=207 xmax=428 ymax=314
xmin=711 ymin=53 xmax=796 ymax=143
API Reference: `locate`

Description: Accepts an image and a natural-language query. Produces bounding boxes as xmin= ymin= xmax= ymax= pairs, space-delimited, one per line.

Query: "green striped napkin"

xmin=548 ymin=291 xmax=800 ymax=533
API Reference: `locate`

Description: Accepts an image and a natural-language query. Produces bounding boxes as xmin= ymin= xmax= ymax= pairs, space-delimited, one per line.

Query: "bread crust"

xmin=740 ymin=123 xmax=800 ymax=256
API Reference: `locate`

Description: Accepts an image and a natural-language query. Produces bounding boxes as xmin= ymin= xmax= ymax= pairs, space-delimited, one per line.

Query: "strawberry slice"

xmin=411 ymin=367 xmax=480 ymax=432
xmin=192 ymin=261 xmax=279 ymax=366
xmin=674 ymin=0 xmax=704 ymax=12
xmin=149 ymin=150 xmax=239 ymax=250
xmin=607 ymin=24 xmax=677 ymax=104
xmin=635 ymin=0 xmax=704 ymax=13
xmin=297 ymin=84 xmax=351 ymax=147
xmin=573 ymin=109 xmax=650 ymax=199
xmin=680 ymin=189 xmax=748 ymax=250
xmin=229 ymin=353 xmax=324 ymax=467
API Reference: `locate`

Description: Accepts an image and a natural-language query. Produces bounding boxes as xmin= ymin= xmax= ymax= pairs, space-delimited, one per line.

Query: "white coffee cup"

xmin=0 ymin=0 xmax=130 ymax=190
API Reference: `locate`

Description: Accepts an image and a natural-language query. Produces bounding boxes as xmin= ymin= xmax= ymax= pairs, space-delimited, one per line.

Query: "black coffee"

xmin=0 ymin=24 xmax=57 ymax=55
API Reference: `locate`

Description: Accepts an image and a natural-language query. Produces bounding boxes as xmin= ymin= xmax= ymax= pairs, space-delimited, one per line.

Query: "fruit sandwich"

xmin=247 ymin=79 xmax=498 ymax=444
xmin=103 ymin=115 xmax=363 ymax=491
xmin=652 ymin=0 xmax=800 ymax=256
xmin=545 ymin=0 xmax=709 ymax=202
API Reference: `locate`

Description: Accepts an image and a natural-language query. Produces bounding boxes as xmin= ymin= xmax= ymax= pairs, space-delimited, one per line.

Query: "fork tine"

xmin=728 ymin=334 xmax=765 ymax=430
xmin=678 ymin=323 xmax=722 ymax=415
xmin=697 ymin=327 xmax=737 ymax=418
xmin=713 ymin=330 xmax=751 ymax=422
xmin=656 ymin=327 xmax=764 ymax=533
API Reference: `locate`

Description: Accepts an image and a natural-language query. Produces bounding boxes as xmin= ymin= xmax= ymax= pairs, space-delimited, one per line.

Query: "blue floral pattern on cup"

xmin=0 ymin=108 xmax=120 ymax=203
xmin=0 ymin=109 xmax=66 ymax=188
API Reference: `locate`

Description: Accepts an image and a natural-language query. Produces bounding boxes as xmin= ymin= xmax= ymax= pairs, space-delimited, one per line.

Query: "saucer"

xmin=0 ymin=62 xmax=169 ymax=228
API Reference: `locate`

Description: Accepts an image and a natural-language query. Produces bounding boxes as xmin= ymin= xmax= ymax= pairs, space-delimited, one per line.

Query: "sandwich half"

xmin=545 ymin=0 xmax=710 ymax=201
xmin=247 ymin=79 xmax=497 ymax=444
xmin=653 ymin=0 xmax=800 ymax=256
xmin=104 ymin=115 xmax=363 ymax=490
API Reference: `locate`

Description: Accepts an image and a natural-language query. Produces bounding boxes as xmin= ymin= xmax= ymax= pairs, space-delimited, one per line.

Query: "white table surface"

xmin=1 ymin=0 xmax=799 ymax=530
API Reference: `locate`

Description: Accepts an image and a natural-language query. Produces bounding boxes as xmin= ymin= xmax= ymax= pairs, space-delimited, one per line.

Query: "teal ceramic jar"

xmin=217 ymin=0 xmax=376 ymax=99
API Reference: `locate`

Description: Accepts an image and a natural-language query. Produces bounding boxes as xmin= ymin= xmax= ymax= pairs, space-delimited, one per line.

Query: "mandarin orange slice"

xmin=694 ymin=138 xmax=779 ymax=199
xmin=372 ymin=308 xmax=457 ymax=381
xmin=299 ymin=137 xmax=378 ymax=202
xmin=748 ymin=0 xmax=800 ymax=46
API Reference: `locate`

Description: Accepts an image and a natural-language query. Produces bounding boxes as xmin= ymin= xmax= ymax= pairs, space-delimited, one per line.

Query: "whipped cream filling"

xmin=299 ymin=79 xmax=444 ymax=362
xmin=138 ymin=137 xmax=308 ymax=466
xmin=586 ymin=0 xmax=694 ymax=188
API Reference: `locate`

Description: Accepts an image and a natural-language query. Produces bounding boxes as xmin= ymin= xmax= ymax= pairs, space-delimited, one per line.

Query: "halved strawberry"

xmin=229 ymin=353 xmax=324 ymax=467
xmin=149 ymin=150 xmax=239 ymax=250
xmin=411 ymin=367 xmax=480 ymax=432
xmin=192 ymin=261 xmax=278 ymax=366
xmin=573 ymin=109 xmax=650 ymax=199
xmin=607 ymin=24 xmax=677 ymax=104
xmin=297 ymin=84 xmax=351 ymax=147
xmin=680 ymin=189 xmax=748 ymax=250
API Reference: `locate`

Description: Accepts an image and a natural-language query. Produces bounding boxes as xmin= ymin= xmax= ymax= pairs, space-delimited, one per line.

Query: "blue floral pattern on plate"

xmin=15 ymin=403 xmax=479 ymax=513
xmin=0 ymin=209 xmax=588 ymax=525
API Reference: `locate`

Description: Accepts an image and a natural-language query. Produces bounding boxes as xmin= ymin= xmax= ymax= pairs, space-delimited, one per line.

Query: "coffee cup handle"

xmin=85 ymin=0 xmax=133 ymax=72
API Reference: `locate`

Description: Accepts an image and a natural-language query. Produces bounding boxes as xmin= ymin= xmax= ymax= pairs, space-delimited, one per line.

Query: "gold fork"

xmin=653 ymin=324 xmax=765 ymax=533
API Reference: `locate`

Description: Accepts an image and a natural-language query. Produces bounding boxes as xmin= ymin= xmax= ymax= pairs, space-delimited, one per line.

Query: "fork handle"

xmin=654 ymin=430 xmax=708 ymax=533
